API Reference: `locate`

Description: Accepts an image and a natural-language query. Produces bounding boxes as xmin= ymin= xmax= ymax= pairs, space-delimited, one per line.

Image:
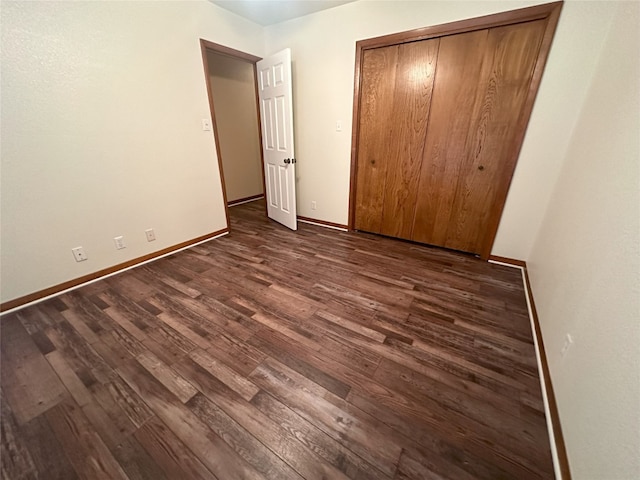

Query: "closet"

xmin=350 ymin=2 xmax=562 ymax=258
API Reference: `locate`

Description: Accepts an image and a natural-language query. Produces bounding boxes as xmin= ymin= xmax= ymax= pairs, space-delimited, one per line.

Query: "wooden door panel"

xmin=445 ymin=20 xmax=546 ymax=253
xmin=412 ymin=20 xmax=545 ymax=255
xmin=411 ymin=30 xmax=490 ymax=247
xmin=354 ymin=46 xmax=399 ymax=233
xmin=351 ymin=3 xmax=562 ymax=259
xmin=379 ymin=39 xmax=439 ymax=239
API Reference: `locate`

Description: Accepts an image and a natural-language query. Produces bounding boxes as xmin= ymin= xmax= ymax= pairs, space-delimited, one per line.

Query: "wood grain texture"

xmin=1 ymin=316 xmax=67 ymax=424
xmin=443 ymin=20 xmax=547 ymax=254
xmin=2 ymin=381 xmax=83 ymax=480
xmin=349 ymin=3 xmax=562 ymax=259
xmin=134 ymin=415 xmax=213 ymax=480
xmin=379 ymin=39 xmax=439 ymax=239
xmin=412 ymin=28 xmax=490 ymax=248
xmin=45 ymin=397 xmax=130 ymax=479
xmin=0 ymin=200 xmax=555 ymax=479
xmin=354 ymin=44 xmax=399 ymax=234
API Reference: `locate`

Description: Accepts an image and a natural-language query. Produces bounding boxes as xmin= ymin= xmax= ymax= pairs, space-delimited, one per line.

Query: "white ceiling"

xmin=210 ymin=0 xmax=357 ymax=26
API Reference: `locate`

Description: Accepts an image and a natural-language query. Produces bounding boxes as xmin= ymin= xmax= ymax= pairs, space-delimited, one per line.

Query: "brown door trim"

xmin=199 ymin=39 xmax=268 ymax=227
xmin=347 ymin=2 xmax=563 ymax=259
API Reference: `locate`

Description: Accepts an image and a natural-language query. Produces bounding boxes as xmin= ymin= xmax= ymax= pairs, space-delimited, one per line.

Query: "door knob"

xmin=284 ymin=158 xmax=291 ymax=164
xmin=478 ymin=165 xmax=485 ymax=171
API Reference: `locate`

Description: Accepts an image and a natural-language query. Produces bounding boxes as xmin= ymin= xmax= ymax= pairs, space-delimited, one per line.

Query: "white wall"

xmin=0 ymin=1 xmax=263 ymax=303
xmin=207 ymin=51 xmax=264 ymax=203
xmin=263 ymin=0 xmax=616 ymax=258
xmin=528 ymin=2 xmax=640 ymax=478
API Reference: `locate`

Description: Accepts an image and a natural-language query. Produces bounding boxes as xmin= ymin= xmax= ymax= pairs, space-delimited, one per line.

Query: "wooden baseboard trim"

xmin=522 ymin=265 xmax=572 ymax=480
xmin=488 ymin=254 xmax=527 ymax=268
xmin=297 ymin=216 xmax=348 ymax=231
xmin=228 ymin=194 xmax=264 ymax=206
xmin=0 ymin=228 xmax=229 ymax=314
xmin=489 ymin=255 xmax=572 ymax=479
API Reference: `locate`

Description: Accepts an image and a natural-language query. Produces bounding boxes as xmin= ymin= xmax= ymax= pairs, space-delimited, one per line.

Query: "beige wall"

xmin=263 ymin=0 xmax=616 ymax=259
xmin=0 ymin=1 xmax=264 ymax=303
xmin=528 ymin=2 xmax=640 ymax=478
xmin=207 ymin=51 xmax=263 ymax=203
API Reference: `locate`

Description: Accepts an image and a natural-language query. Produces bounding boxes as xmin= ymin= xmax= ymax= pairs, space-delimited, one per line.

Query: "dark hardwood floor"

xmin=1 ymin=200 xmax=554 ymax=479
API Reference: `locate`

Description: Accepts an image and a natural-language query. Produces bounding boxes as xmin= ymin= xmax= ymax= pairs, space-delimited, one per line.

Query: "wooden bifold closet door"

xmin=352 ymin=3 xmax=561 ymax=258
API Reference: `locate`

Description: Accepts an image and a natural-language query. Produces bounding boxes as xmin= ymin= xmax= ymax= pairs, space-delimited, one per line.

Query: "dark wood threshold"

xmin=489 ymin=255 xmax=572 ymax=480
xmin=0 ymin=228 xmax=229 ymax=314
xmin=297 ymin=215 xmax=348 ymax=230
xmin=228 ymin=194 xmax=265 ymax=207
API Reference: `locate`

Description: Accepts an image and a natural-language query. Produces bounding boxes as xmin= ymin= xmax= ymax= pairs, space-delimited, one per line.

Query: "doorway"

xmin=200 ymin=40 xmax=266 ymax=228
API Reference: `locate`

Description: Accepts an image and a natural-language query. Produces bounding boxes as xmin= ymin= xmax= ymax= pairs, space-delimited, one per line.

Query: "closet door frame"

xmin=347 ymin=1 xmax=563 ymax=259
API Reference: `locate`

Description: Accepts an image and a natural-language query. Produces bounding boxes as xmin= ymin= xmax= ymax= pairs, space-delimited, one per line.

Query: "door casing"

xmin=200 ymin=39 xmax=268 ymax=228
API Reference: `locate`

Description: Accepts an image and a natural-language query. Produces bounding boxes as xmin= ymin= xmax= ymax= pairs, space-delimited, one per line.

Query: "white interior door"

xmin=257 ymin=48 xmax=297 ymax=230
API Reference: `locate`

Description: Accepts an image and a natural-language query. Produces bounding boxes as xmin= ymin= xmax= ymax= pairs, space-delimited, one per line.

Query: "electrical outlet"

xmin=561 ymin=333 xmax=573 ymax=357
xmin=311 ymin=201 xmax=317 ymax=210
xmin=114 ymin=236 xmax=126 ymax=250
xmin=145 ymin=228 xmax=156 ymax=242
xmin=71 ymin=246 xmax=87 ymax=262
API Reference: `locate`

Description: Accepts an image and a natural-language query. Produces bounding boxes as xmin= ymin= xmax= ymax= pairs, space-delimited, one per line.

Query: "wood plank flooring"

xmin=0 ymin=200 xmax=554 ymax=479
